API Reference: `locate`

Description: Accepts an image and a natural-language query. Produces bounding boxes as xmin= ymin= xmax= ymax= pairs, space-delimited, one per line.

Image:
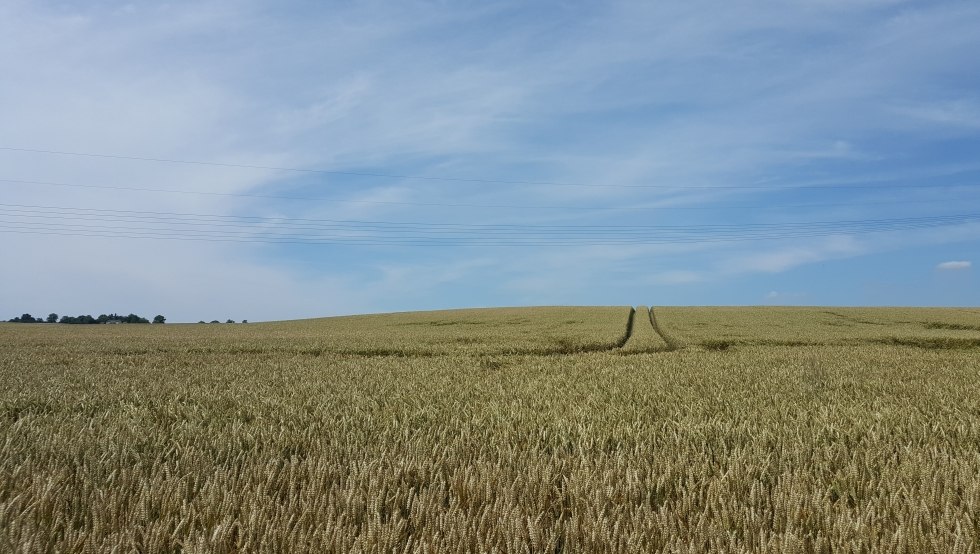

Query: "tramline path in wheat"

xmin=619 ymin=306 xmax=671 ymax=353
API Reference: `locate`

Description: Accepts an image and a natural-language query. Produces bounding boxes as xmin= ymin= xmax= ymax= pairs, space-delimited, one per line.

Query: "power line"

xmin=1 ymin=205 xmax=977 ymax=246
xmin=2 ymin=202 xmax=978 ymax=231
xmin=0 ymin=146 xmax=597 ymax=188
xmin=1 ymin=177 xmax=976 ymax=212
xmin=2 ymin=221 xmax=974 ymax=246
xmin=3 ymin=146 xmax=979 ymax=191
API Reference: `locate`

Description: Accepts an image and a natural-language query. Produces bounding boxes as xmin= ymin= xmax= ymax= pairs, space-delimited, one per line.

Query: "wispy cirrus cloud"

xmin=893 ymin=100 xmax=980 ymax=131
xmin=720 ymin=237 xmax=864 ymax=275
xmin=937 ymin=261 xmax=972 ymax=270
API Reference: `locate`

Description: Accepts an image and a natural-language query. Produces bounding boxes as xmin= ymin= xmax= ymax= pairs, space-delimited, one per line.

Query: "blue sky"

xmin=1 ymin=0 xmax=978 ymax=321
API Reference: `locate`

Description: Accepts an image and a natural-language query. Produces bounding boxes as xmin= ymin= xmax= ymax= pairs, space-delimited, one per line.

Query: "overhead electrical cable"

xmin=3 ymin=146 xmax=980 ymax=190
xmin=2 ymin=203 xmax=978 ymax=231
xmin=1 ymin=205 xmax=977 ymax=246
xmin=2 ymin=222 xmax=974 ymax=246
xmin=1 ymin=178 xmax=977 ymax=212
xmin=0 ymin=147 xmax=594 ymax=187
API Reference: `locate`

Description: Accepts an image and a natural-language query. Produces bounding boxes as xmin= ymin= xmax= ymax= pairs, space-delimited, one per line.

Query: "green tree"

xmin=46 ymin=313 xmax=58 ymax=323
xmin=10 ymin=313 xmax=38 ymax=323
xmin=153 ymin=315 xmax=166 ymax=324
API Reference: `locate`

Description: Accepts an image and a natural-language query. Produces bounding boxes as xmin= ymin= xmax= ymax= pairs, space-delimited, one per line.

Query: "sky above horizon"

xmin=2 ymin=0 xmax=979 ymax=322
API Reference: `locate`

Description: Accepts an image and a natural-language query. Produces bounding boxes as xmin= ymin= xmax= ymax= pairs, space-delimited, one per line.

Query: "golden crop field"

xmin=2 ymin=306 xmax=980 ymax=552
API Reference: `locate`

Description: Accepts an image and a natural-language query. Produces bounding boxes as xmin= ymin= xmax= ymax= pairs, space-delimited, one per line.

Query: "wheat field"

xmin=2 ymin=306 xmax=979 ymax=552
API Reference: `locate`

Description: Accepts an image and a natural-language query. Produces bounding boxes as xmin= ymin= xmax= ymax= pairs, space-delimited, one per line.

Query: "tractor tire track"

xmin=648 ymin=307 xmax=681 ymax=351
xmin=613 ymin=307 xmax=637 ymax=349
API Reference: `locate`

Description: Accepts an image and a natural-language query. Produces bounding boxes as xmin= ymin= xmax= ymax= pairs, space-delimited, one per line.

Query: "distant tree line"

xmin=7 ymin=313 xmax=166 ymax=324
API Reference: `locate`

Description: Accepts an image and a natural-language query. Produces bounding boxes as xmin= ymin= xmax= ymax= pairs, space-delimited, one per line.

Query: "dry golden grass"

xmin=654 ymin=306 xmax=980 ymax=350
xmin=0 ymin=306 xmax=630 ymax=358
xmin=2 ymin=307 xmax=979 ymax=552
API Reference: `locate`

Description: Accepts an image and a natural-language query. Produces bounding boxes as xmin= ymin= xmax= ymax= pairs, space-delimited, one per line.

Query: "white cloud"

xmin=937 ymin=261 xmax=972 ymax=270
xmin=766 ymin=291 xmax=807 ymax=300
